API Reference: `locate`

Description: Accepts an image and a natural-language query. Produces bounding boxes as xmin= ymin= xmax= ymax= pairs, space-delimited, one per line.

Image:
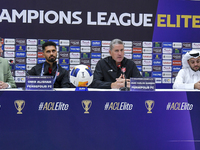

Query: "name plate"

xmin=75 ymin=87 xmax=88 ymax=91
xmin=130 ymin=78 xmax=155 ymax=91
xmin=25 ymin=76 xmax=53 ymax=90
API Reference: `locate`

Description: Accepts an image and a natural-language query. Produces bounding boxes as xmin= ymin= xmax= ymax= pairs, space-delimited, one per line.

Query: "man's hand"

xmin=0 ymin=81 xmax=9 ymax=89
xmin=111 ymin=78 xmax=125 ymax=89
xmin=111 ymin=74 xmax=130 ymax=89
xmin=194 ymin=81 xmax=200 ymax=90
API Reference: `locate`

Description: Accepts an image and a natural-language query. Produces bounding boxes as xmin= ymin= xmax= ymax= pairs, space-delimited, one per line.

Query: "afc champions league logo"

xmin=14 ymin=100 xmax=25 ymax=114
xmin=145 ymin=100 xmax=155 ymax=113
xmin=82 ymin=100 xmax=92 ymax=114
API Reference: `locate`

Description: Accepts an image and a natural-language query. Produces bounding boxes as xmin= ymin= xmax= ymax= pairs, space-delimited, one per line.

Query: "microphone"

xmin=117 ymin=64 xmax=121 ymax=70
xmin=117 ymin=64 xmax=129 ymax=91
xmin=9 ymin=59 xmax=14 ymax=64
xmin=117 ymin=64 xmax=126 ymax=77
xmin=14 ymin=63 xmax=30 ymax=76
xmin=8 ymin=60 xmax=30 ymax=76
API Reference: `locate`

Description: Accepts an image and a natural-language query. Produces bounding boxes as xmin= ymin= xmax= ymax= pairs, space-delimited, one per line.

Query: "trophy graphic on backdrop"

xmin=14 ymin=100 xmax=25 ymax=114
xmin=145 ymin=100 xmax=155 ymax=113
xmin=82 ymin=100 xmax=92 ymax=114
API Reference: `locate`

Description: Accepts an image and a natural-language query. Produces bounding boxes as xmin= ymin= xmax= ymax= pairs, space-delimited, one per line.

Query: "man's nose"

xmin=194 ymin=61 xmax=198 ymax=65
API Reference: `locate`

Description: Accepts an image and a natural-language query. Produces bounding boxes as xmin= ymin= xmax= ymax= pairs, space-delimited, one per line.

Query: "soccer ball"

xmin=70 ymin=65 xmax=93 ymax=87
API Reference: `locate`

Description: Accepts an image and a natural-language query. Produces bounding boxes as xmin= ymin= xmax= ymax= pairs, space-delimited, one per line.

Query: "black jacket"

xmin=28 ymin=62 xmax=70 ymax=88
xmin=91 ymin=56 xmax=142 ymax=89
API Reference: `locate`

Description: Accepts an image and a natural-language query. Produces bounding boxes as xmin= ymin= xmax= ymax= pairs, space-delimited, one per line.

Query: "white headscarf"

xmin=182 ymin=49 xmax=200 ymax=69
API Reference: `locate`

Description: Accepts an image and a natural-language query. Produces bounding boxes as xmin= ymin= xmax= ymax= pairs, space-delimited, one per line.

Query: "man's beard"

xmin=191 ymin=66 xmax=200 ymax=72
xmin=47 ymin=56 xmax=56 ymax=62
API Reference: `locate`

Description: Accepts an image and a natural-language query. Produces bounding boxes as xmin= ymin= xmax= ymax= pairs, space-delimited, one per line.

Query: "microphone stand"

xmin=15 ymin=63 xmax=30 ymax=76
xmin=120 ymin=73 xmax=130 ymax=91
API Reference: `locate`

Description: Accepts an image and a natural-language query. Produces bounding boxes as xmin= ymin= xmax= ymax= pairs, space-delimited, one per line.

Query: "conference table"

xmin=0 ymin=89 xmax=199 ymax=150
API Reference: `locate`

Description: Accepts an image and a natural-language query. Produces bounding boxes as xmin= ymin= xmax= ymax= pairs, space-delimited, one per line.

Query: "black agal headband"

xmin=189 ymin=51 xmax=200 ymax=57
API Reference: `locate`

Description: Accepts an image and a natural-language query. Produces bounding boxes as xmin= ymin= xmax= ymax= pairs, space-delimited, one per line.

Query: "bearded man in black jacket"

xmin=91 ymin=39 xmax=142 ymax=89
xmin=28 ymin=41 xmax=70 ymax=88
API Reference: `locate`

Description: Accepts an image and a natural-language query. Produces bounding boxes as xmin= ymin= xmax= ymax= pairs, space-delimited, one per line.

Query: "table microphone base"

xmin=120 ymin=87 xmax=130 ymax=91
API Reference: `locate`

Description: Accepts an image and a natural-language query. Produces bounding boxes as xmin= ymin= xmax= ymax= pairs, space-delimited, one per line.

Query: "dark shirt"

xmin=28 ymin=62 xmax=71 ymax=88
xmin=91 ymin=56 xmax=142 ymax=89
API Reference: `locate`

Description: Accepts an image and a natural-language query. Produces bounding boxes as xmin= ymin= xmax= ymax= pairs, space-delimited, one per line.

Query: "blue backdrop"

xmin=0 ymin=91 xmax=199 ymax=150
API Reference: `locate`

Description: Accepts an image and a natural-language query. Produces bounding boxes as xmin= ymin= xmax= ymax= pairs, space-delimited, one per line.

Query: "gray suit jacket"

xmin=0 ymin=57 xmax=16 ymax=88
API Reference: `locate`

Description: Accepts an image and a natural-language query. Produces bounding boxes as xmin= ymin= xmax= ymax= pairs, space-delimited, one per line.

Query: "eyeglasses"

xmin=188 ymin=59 xmax=200 ymax=64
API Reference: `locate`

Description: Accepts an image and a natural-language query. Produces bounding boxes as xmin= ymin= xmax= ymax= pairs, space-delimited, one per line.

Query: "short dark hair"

xmin=42 ymin=41 xmax=57 ymax=51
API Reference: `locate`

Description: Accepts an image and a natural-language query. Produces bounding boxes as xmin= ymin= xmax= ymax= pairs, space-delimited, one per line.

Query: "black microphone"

xmin=117 ymin=64 xmax=129 ymax=91
xmin=8 ymin=60 xmax=30 ymax=76
xmin=117 ymin=64 xmax=121 ymax=69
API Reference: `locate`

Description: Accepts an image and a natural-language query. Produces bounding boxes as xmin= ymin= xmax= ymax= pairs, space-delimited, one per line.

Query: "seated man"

xmin=0 ymin=38 xmax=16 ymax=89
xmin=28 ymin=41 xmax=70 ymax=88
xmin=173 ymin=50 xmax=200 ymax=90
xmin=91 ymin=39 xmax=142 ymax=89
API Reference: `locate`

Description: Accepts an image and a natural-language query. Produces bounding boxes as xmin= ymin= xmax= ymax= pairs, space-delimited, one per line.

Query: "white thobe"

xmin=173 ymin=68 xmax=200 ymax=90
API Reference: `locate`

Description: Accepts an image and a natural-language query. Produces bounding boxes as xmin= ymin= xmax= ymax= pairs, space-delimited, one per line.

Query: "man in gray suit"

xmin=0 ymin=38 xmax=16 ymax=89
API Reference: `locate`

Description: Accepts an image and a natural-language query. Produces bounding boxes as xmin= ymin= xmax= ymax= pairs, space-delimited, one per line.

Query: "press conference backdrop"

xmin=0 ymin=0 xmax=200 ymax=88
